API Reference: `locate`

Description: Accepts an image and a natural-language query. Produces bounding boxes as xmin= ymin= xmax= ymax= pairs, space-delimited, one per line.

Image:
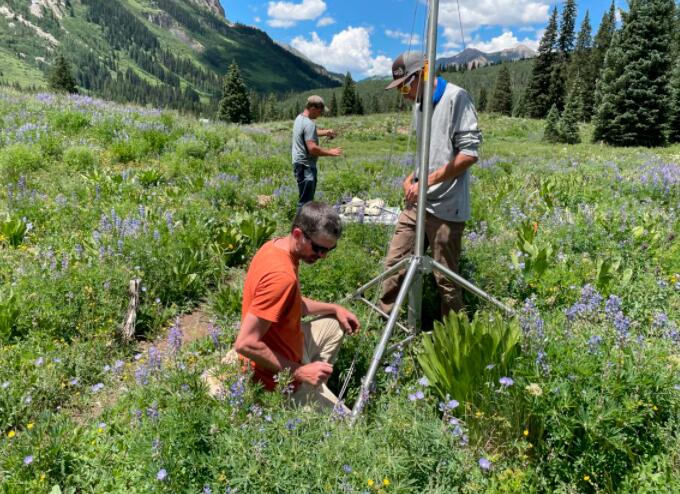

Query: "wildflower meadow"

xmin=0 ymin=87 xmax=679 ymax=492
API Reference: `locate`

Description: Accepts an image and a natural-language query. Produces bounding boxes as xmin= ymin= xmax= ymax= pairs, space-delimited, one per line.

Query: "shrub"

xmin=50 ymin=111 xmax=91 ymax=134
xmin=63 ymin=146 xmax=97 ymax=171
xmin=0 ymin=144 xmax=43 ymax=180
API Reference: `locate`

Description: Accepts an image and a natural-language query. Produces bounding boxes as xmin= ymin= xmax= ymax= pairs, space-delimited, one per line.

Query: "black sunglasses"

xmin=300 ymin=229 xmax=335 ymax=255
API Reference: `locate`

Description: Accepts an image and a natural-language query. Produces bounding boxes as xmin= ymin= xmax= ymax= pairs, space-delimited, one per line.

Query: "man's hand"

xmin=294 ymin=361 xmax=333 ymax=386
xmin=327 ymin=147 xmax=342 ymax=157
xmin=335 ymin=306 xmax=360 ymax=335
xmin=405 ymin=181 xmax=419 ymax=204
xmin=324 ymin=129 xmax=337 ymax=139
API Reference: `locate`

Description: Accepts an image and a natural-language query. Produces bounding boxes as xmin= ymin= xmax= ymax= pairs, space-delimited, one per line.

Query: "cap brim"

xmin=385 ymin=75 xmax=408 ymax=90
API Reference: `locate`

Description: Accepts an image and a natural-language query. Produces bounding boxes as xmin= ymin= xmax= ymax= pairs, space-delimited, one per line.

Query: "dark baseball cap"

xmin=385 ymin=52 xmax=426 ymax=90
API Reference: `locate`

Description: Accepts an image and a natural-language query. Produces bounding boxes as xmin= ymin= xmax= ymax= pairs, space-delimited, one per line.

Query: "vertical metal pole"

xmin=350 ymin=258 xmax=420 ymax=423
xmin=408 ymin=0 xmax=440 ymax=330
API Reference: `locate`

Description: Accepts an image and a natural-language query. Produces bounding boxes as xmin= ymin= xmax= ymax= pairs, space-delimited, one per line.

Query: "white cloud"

xmin=291 ymin=27 xmax=392 ymax=78
xmin=267 ymin=0 xmax=326 ymax=28
xmin=385 ymin=29 xmax=422 ymax=47
xmin=254 ymin=16 xmax=261 ymax=23
xmin=468 ymin=31 xmax=540 ymax=52
xmin=316 ymin=16 xmax=335 ymax=27
xmin=437 ymin=0 xmax=550 ymax=48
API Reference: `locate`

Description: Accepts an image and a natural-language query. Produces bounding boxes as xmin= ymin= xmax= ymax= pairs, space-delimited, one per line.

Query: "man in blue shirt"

xmin=291 ymin=95 xmax=342 ymax=209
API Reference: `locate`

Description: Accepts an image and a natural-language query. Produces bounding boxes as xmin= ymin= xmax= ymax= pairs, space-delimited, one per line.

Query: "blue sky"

xmin=220 ymin=0 xmax=615 ymax=79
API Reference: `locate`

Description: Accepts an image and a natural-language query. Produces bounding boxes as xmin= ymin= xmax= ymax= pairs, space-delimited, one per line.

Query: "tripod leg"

xmin=430 ymin=259 xmax=515 ymax=317
xmin=350 ymin=256 xmax=409 ymax=300
xmin=350 ymin=257 xmax=420 ymax=423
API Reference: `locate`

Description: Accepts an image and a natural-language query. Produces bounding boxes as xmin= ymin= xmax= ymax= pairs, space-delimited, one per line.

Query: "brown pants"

xmin=379 ymin=206 xmax=465 ymax=317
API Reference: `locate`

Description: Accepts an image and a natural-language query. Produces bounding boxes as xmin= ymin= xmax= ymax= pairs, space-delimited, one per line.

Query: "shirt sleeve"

xmin=248 ymin=271 xmax=298 ymax=323
xmin=303 ymin=120 xmax=318 ymax=144
xmin=450 ymin=90 xmax=482 ymax=158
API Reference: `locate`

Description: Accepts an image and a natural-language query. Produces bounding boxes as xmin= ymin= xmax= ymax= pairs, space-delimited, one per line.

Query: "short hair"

xmin=292 ymin=202 xmax=342 ymax=239
xmin=305 ymin=101 xmax=324 ymax=110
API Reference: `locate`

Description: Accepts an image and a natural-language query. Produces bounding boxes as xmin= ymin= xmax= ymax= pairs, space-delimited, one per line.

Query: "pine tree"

xmin=341 ymin=72 xmax=359 ymax=116
xmin=558 ymin=0 xmax=578 ymax=55
xmin=543 ymin=104 xmax=562 ymax=143
xmin=559 ymin=82 xmax=582 ymax=144
xmin=669 ymin=57 xmax=680 ymax=143
xmin=217 ymin=62 xmax=251 ymax=124
xmin=592 ymin=2 xmax=617 ymax=90
xmin=489 ymin=64 xmax=513 ymax=115
xmin=525 ymin=6 xmax=559 ymax=118
xmin=569 ymin=12 xmax=596 ymax=120
xmin=477 ymin=86 xmax=488 ymax=112
xmin=48 ymin=54 xmax=78 ymax=94
xmin=329 ymin=92 xmax=338 ymax=117
xmin=354 ymin=95 xmax=364 ymax=115
xmin=593 ymin=0 xmax=676 ymax=147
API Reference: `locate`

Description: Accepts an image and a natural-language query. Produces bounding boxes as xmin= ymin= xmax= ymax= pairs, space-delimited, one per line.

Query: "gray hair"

xmin=292 ymin=202 xmax=342 ymax=239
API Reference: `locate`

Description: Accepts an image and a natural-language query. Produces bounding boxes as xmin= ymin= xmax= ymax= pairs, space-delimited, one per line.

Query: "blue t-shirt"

xmin=291 ymin=114 xmax=318 ymax=167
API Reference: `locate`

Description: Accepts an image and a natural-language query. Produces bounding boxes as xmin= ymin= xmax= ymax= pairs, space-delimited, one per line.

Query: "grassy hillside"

xmin=0 ymin=0 xmax=339 ymax=114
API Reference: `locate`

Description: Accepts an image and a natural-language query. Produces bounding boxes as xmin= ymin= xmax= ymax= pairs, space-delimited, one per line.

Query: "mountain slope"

xmin=0 ymin=0 xmax=339 ymax=113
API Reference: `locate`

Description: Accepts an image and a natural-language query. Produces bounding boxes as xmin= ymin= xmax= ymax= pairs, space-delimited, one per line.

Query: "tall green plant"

xmin=418 ymin=311 xmax=521 ymax=403
xmin=0 ymin=215 xmax=28 ymax=247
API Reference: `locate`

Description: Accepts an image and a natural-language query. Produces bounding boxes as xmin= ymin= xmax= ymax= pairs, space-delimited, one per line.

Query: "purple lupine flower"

xmin=24 ymin=455 xmax=34 ymax=466
xmin=203 ymin=486 xmax=212 ymax=494
xmin=147 ymin=346 xmax=162 ymax=371
xmin=135 ymin=365 xmax=149 ymax=385
xmin=285 ymin=418 xmax=302 ymax=431
xmin=35 ymin=357 xmax=44 ymax=367
xmin=91 ymin=382 xmax=104 ymax=393
xmin=228 ymin=376 xmax=246 ymax=408
xmin=587 ymin=335 xmax=603 ymax=353
xmin=478 ymin=457 xmax=491 ymax=471
xmin=384 ymin=348 xmax=403 ymax=379
xmin=152 ymin=438 xmax=162 ymax=452
xmin=604 ymin=295 xmax=622 ymax=320
xmin=208 ymin=323 xmax=222 ymax=350
xmin=438 ymin=398 xmax=459 ymax=412
xmin=147 ymin=401 xmax=159 ymax=421
xmin=156 ymin=469 xmax=167 ymax=481
xmin=343 ymin=464 xmax=352 ymax=473
xmin=417 ymin=377 xmax=429 ymax=387
xmin=166 ymin=319 xmax=183 ymax=354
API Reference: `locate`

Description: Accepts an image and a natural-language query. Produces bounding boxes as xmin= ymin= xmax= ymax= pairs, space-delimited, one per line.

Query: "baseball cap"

xmin=306 ymin=95 xmax=328 ymax=112
xmin=385 ymin=52 xmax=426 ymax=90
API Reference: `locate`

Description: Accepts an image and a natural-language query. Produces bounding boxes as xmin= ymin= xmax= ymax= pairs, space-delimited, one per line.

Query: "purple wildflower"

xmin=23 ymin=455 xmax=33 ymax=466
xmin=499 ymin=377 xmax=514 ymax=387
xmin=478 ymin=457 xmax=492 ymax=471
xmin=167 ymin=318 xmax=183 ymax=354
xmin=156 ymin=468 xmax=167 ymax=481
xmin=91 ymin=382 xmax=104 ymax=393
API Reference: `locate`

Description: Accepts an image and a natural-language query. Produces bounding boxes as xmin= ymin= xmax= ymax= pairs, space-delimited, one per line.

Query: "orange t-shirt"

xmin=241 ymin=239 xmax=302 ymax=390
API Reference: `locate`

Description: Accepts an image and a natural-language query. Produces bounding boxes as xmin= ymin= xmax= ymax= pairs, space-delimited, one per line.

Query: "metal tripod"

xmin=348 ymin=0 xmax=514 ymax=423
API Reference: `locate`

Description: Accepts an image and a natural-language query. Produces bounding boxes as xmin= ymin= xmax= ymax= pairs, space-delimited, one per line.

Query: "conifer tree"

xmin=329 ymin=92 xmax=338 ymax=117
xmin=593 ymin=0 xmax=676 ymax=147
xmin=592 ymin=2 xmax=617 ymax=91
xmin=543 ymin=104 xmax=562 ymax=143
xmin=48 ymin=54 xmax=78 ymax=94
xmin=525 ymin=6 xmax=559 ymax=118
xmin=559 ymin=83 xmax=582 ymax=144
xmin=477 ymin=86 xmax=488 ymax=112
xmin=340 ymin=72 xmax=359 ymax=116
xmin=489 ymin=64 xmax=513 ymax=115
xmin=669 ymin=58 xmax=680 ymax=143
xmin=569 ymin=12 xmax=596 ymax=120
xmin=217 ymin=62 xmax=251 ymax=124
xmin=558 ymin=0 xmax=578 ymax=55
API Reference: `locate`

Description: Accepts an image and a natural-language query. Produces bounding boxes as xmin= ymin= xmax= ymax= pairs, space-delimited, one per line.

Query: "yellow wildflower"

xmin=40 ymin=473 xmax=46 ymax=482
xmin=383 ymin=478 xmax=390 ymax=486
xmin=583 ymin=475 xmax=591 ymax=482
xmin=367 ymin=479 xmax=374 ymax=487
xmin=652 ymin=405 xmax=658 ymax=411
xmin=27 ymin=423 xmax=34 ymax=430
xmin=523 ymin=429 xmax=529 ymax=437
xmin=7 ymin=430 xmax=15 ymax=439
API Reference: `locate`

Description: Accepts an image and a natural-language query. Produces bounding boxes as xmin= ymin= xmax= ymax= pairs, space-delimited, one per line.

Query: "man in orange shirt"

xmin=208 ymin=202 xmax=360 ymax=410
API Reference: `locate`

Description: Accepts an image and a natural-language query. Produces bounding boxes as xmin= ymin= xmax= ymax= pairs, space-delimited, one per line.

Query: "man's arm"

xmin=301 ymin=297 xmax=360 ymax=335
xmin=404 ymin=153 xmax=477 ymax=204
xmin=317 ymin=129 xmax=337 ymax=138
xmin=234 ymin=312 xmax=333 ymax=386
xmin=306 ymin=140 xmax=342 ymax=157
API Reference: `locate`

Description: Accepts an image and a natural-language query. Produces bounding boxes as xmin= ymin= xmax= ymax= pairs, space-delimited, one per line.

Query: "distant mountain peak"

xmin=436 ymin=44 xmax=535 ymax=69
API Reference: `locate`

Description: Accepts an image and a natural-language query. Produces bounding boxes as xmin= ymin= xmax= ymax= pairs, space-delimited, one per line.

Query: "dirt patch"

xmin=70 ymin=307 xmax=215 ymax=425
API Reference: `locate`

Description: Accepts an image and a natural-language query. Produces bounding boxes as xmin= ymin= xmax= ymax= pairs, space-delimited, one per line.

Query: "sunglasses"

xmin=300 ymin=229 xmax=335 ymax=255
